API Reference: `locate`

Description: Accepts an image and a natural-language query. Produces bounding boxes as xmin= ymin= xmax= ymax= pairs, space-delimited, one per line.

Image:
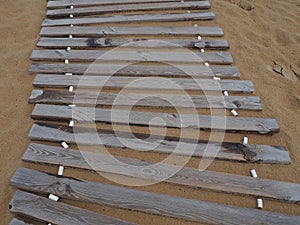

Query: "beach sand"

xmin=0 ymin=0 xmax=299 ymax=224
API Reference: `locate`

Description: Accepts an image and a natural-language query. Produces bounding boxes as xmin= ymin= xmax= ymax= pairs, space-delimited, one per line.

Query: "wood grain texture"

xmin=42 ymin=12 xmax=215 ymax=26
xmin=29 ymin=90 xmax=262 ymax=110
xmin=47 ymin=1 xmax=211 ymax=18
xmin=22 ymin=144 xmax=298 ymax=202
xmin=31 ymin=49 xmax=232 ymax=65
xmin=36 ymin=38 xmax=229 ymax=50
xmin=40 ymin=26 xmax=224 ymax=37
xmin=29 ymin=64 xmax=241 ymax=78
xmin=28 ymin=123 xmax=291 ymax=164
xmin=47 ymin=0 xmax=207 ymax=9
xmin=10 ymin=169 xmax=300 ymax=225
xmin=9 ymin=191 xmax=136 ymax=225
xmin=33 ymin=75 xmax=253 ymax=93
xmin=31 ymin=104 xmax=280 ymax=134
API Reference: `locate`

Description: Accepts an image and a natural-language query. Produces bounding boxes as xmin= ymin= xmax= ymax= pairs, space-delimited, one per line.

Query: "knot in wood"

xmin=50 ymin=182 xmax=73 ymax=196
xmin=94 ymin=38 xmax=106 ymax=45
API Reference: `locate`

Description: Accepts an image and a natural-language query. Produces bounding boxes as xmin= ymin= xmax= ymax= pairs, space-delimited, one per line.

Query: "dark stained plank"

xmin=47 ymin=0 xmax=206 ymax=9
xmin=29 ymin=64 xmax=241 ymax=79
xmin=33 ymin=75 xmax=253 ymax=93
xmin=31 ymin=104 xmax=280 ymax=134
xmin=22 ymin=144 xmax=298 ymax=202
xmin=9 ymin=191 xmax=136 ymax=225
xmin=36 ymin=38 xmax=229 ymax=50
xmin=40 ymin=26 xmax=224 ymax=37
xmin=29 ymin=90 xmax=262 ymax=110
xmin=42 ymin=12 xmax=215 ymax=26
xmin=31 ymin=49 xmax=232 ymax=65
xmin=10 ymin=169 xmax=300 ymax=225
xmin=28 ymin=123 xmax=291 ymax=164
xmin=47 ymin=1 xmax=211 ymax=18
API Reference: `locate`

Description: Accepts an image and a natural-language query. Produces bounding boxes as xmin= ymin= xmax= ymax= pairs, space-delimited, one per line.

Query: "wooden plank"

xmin=9 ymin=218 xmax=33 ymax=225
xmin=36 ymin=38 xmax=229 ymax=50
xmin=47 ymin=0 xmax=206 ymax=9
xmin=9 ymin=191 xmax=136 ymax=225
xmin=47 ymin=1 xmax=211 ymax=18
xmin=10 ymin=169 xmax=300 ymax=224
xmin=40 ymin=26 xmax=224 ymax=37
xmin=31 ymin=49 xmax=232 ymax=65
xmin=42 ymin=12 xmax=215 ymax=26
xmin=28 ymin=123 xmax=291 ymax=164
xmin=29 ymin=90 xmax=262 ymax=110
xmin=29 ymin=64 xmax=241 ymax=78
xmin=33 ymin=75 xmax=253 ymax=93
xmin=22 ymin=144 xmax=298 ymax=202
xmin=31 ymin=50 xmax=231 ymax=65
xmin=31 ymin=104 xmax=280 ymax=134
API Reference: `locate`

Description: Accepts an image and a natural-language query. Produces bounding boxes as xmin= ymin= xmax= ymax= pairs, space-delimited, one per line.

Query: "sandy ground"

xmin=0 ymin=0 xmax=299 ymax=224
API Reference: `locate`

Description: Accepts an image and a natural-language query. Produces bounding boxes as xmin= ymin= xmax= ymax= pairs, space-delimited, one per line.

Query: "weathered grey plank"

xmin=10 ymin=169 xmax=300 ymax=224
xmin=40 ymin=26 xmax=224 ymax=37
xmin=36 ymin=38 xmax=229 ymax=50
xmin=31 ymin=49 xmax=232 ymax=65
xmin=28 ymin=123 xmax=291 ymax=164
xmin=29 ymin=90 xmax=262 ymax=110
xmin=29 ymin=64 xmax=241 ymax=78
xmin=9 ymin=218 xmax=33 ymax=225
xmin=9 ymin=191 xmax=136 ymax=225
xmin=33 ymin=75 xmax=253 ymax=93
xmin=31 ymin=104 xmax=280 ymax=134
xmin=42 ymin=12 xmax=215 ymax=26
xmin=22 ymin=144 xmax=298 ymax=201
xmin=47 ymin=1 xmax=211 ymax=18
xmin=47 ymin=0 xmax=206 ymax=9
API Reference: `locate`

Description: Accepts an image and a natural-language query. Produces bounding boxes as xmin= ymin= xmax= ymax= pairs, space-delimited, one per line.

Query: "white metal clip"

xmin=257 ymin=198 xmax=263 ymax=209
xmin=48 ymin=194 xmax=59 ymax=201
xmin=61 ymin=141 xmax=69 ymax=149
xmin=250 ymin=169 xmax=258 ymax=178
xmin=58 ymin=166 xmax=64 ymax=176
xmin=231 ymin=109 xmax=238 ymax=117
xmin=69 ymin=120 xmax=75 ymax=127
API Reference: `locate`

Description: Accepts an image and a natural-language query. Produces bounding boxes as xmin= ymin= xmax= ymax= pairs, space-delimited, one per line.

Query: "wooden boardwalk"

xmin=9 ymin=0 xmax=299 ymax=224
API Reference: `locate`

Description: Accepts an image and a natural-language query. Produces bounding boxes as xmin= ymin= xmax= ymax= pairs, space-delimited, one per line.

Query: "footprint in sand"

xmin=224 ymin=0 xmax=255 ymax=11
xmin=272 ymin=61 xmax=300 ymax=82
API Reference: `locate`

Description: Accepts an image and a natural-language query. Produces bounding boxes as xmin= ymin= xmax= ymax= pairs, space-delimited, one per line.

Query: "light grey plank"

xmin=9 ymin=191 xmax=136 ymax=225
xmin=29 ymin=90 xmax=262 ymax=110
xmin=47 ymin=1 xmax=211 ymax=18
xmin=36 ymin=38 xmax=229 ymax=50
xmin=29 ymin=64 xmax=241 ymax=78
xmin=42 ymin=12 xmax=215 ymax=26
xmin=31 ymin=104 xmax=280 ymax=134
xmin=33 ymin=75 xmax=253 ymax=92
xmin=47 ymin=0 xmax=207 ymax=9
xmin=9 ymin=218 xmax=33 ymax=225
xmin=40 ymin=26 xmax=224 ymax=37
xmin=31 ymin=49 xmax=232 ymax=65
